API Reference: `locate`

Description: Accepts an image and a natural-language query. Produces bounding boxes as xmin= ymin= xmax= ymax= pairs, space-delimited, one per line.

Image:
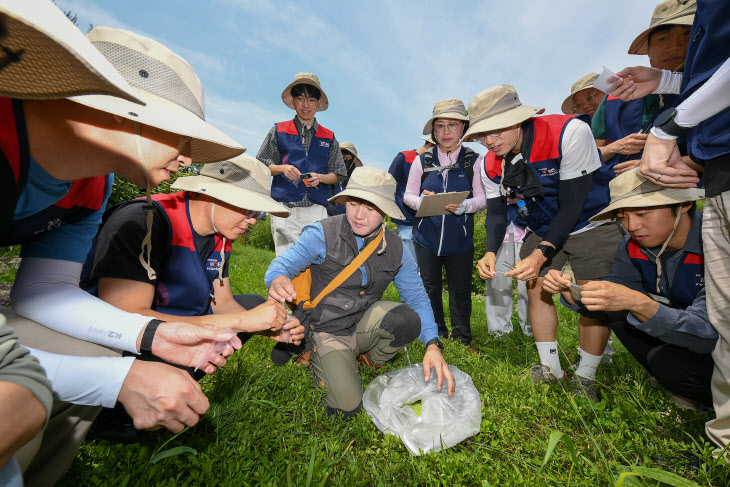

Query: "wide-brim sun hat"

xmin=561 ymin=73 xmax=601 ymax=115
xmin=463 ymin=84 xmax=545 ymax=142
xmin=340 ymin=142 xmax=362 ymax=166
xmin=422 ymin=98 xmax=469 ymax=135
xmin=172 ymin=154 xmax=290 ymax=218
xmin=628 ymin=0 xmax=696 ymax=55
xmin=329 ymin=167 xmax=405 ymax=220
xmin=281 ymin=72 xmax=329 ymax=112
xmin=0 ymin=0 xmax=142 ymax=102
xmin=590 ymin=168 xmax=704 ymax=222
xmin=420 ymin=135 xmax=436 ymax=145
xmin=70 ymin=26 xmax=245 ymax=164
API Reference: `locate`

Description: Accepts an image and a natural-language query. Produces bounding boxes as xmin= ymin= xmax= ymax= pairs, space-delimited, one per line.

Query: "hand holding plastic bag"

xmin=363 ymin=364 xmax=481 ymax=455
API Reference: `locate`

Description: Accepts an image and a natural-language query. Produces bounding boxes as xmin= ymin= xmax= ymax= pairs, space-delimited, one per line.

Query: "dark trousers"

xmin=608 ymin=316 xmax=714 ymax=406
xmin=415 ymin=243 xmax=474 ymax=344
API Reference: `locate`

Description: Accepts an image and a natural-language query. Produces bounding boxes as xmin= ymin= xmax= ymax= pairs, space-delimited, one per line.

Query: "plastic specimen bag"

xmin=362 ymin=364 xmax=481 ymax=455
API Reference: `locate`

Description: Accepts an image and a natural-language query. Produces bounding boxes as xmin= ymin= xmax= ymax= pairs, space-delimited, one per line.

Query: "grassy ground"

xmin=58 ymin=244 xmax=729 ymax=486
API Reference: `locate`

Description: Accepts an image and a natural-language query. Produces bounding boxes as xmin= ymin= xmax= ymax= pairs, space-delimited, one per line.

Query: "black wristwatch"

xmin=536 ymin=244 xmax=556 ymax=260
xmin=654 ymin=107 xmax=691 ymax=138
xmin=426 ymin=338 xmax=444 ymax=351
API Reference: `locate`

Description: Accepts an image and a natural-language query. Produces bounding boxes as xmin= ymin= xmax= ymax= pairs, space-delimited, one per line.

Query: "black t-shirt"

xmin=91 ymin=200 xmax=230 ymax=285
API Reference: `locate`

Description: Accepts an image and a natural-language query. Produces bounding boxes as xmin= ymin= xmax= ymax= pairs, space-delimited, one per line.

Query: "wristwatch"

xmin=654 ymin=107 xmax=691 ymax=138
xmin=426 ymin=338 xmax=444 ymax=351
xmin=536 ymin=244 xmax=556 ymax=260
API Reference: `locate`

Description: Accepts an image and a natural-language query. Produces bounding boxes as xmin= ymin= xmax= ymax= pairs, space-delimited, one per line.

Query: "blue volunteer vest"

xmin=603 ymin=94 xmax=681 ymax=177
xmin=271 ymin=120 xmax=333 ymax=206
xmin=483 ymin=114 xmax=608 ymax=237
xmin=680 ymin=0 xmax=730 ymax=162
xmin=152 ymin=192 xmax=231 ymax=317
xmin=0 ymin=97 xmax=111 ymax=247
xmin=391 ymin=150 xmax=418 ymax=225
xmin=626 ymin=238 xmax=704 ymax=310
xmin=413 ymin=145 xmax=474 ymax=256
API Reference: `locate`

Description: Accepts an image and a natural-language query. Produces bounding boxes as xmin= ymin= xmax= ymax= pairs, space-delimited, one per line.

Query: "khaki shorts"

xmin=519 ymin=223 xmax=624 ymax=280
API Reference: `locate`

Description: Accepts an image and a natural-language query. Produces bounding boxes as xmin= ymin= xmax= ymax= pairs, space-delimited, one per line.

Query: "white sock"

xmin=536 ymin=341 xmax=562 ymax=378
xmin=575 ymin=347 xmax=602 ymax=380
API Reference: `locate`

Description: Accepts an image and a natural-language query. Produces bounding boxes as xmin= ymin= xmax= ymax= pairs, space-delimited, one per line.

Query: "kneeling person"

xmin=544 ymin=169 xmax=714 ymax=407
xmin=266 ymin=167 xmax=455 ymax=417
xmin=84 ymin=155 xmax=303 ymax=368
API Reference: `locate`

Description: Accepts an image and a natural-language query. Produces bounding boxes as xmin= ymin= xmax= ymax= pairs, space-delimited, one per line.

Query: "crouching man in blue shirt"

xmin=544 ymin=168 xmax=715 ymax=407
xmin=265 ymin=167 xmax=455 ymax=417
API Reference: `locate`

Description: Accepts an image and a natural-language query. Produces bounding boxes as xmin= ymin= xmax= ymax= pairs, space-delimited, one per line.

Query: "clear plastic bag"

xmin=362 ymin=364 xmax=481 ymax=455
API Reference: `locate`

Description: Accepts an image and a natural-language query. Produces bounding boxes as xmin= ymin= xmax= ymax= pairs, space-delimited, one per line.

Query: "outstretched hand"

xmin=422 ymin=345 xmax=455 ymax=396
xmin=613 ymin=66 xmax=662 ymax=101
xmin=148 ymin=322 xmax=242 ymax=375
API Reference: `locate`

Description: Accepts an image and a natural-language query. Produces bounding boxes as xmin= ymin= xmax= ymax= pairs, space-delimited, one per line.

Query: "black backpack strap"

xmin=462 ymin=147 xmax=475 ymax=187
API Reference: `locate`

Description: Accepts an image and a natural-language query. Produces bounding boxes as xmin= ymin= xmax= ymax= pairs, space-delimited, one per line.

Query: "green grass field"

xmin=58 ymin=244 xmax=729 ymax=486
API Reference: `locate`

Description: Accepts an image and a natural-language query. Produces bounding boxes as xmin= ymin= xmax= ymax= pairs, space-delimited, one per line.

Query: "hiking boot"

xmin=571 ymin=374 xmax=599 ymax=402
xmin=295 ymin=350 xmax=311 ymax=366
xmin=357 ymin=353 xmax=380 ymax=369
xmin=528 ymin=364 xmax=565 ymax=384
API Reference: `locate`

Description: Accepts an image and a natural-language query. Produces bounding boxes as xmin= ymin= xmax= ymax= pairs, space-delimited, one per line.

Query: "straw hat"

xmin=420 ymin=135 xmax=436 ymax=145
xmin=463 ymin=85 xmax=545 ymax=141
xmin=590 ymin=168 xmax=704 ymax=222
xmin=281 ymin=72 xmax=329 ymax=111
xmin=328 ymin=167 xmax=405 ymax=220
xmin=70 ymin=27 xmax=244 ymax=164
xmin=0 ymin=0 xmax=142 ymax=102
xmin=629 ymin=0 xmax=696 ymax=55
xmin=561 ymin=73 xmax=601 ymax=115
xmin=340 ymin=142 xmax=362 ymax=166
xmin=422 ymin=98 xmax=469 ymax=135
xmin=172 ymin=154 xmax=290 ymax=218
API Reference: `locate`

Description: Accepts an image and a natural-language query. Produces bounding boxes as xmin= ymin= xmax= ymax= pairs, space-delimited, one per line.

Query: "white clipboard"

xmin=416 ymin=191 xmax=470 ymax=217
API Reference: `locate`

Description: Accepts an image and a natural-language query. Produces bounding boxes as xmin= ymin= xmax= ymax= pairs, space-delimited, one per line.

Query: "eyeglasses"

xmin=244 ymin=210 xmax=265 ymax=220
xmin=573 ymin=92 xmax=598 ymax=112
xmin=471 ymin=131 xmax=503 ymax=143
xmin=433 ymin=121 xmax=463 ymax=134
xmin=294 ymin=96 xmax=318 ymax=106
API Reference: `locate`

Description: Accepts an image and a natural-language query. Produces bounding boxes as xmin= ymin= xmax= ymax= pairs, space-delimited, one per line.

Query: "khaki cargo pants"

xmin=309 ymin=301 xmax=420 ymax=415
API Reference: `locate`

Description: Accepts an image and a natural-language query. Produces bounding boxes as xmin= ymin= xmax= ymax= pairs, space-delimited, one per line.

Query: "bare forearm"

xmin=268 ymin=165 xmax=288 ymax=176
xmin=0 ymin=382 xmax=46 ymax=467
xmin=318 ymin=172 xmax=339 ymax=184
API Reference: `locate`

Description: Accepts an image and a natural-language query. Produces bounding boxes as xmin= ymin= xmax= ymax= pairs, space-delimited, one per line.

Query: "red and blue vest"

xmin=483 ymin=114 xmax=607 ymax=238
xmin=390 ymin=150 xmax=418 ymax=225
xmin=413 ymin=146 xmax=475 ymax=256
xmin=151 ymin=192 xmax=232 ymax=317
xmin=626 ymin=237 xmax=704 ymax=310
xmin=272 ymin=120 xmax=333 ymax=206
xmin=603 ymin=94 xmax=681 ymax=175
xmin=680 ymin=0 xmax=730 ymax=163
xmin=0 ymin=97 xmax=111 ymax=247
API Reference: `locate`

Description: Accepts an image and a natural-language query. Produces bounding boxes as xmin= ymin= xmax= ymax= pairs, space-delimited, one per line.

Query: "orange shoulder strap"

xmin=302 ymin=225 xmax=385 ymax=310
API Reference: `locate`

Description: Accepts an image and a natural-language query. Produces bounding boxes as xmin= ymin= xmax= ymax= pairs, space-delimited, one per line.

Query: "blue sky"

xmin=57 ymin=0 xmax=658 ymax=171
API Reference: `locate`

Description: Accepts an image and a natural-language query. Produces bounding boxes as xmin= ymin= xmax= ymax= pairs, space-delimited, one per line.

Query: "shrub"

xmin=244 ymin=215 xmax=275 ymax=252
xmin=107 ymin=165 xmax=200 ymax=207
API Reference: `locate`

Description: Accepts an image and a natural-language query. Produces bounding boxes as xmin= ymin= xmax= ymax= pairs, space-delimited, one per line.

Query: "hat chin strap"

xmin=135 ymin=122 xmax=157 ymax=281
xmin=647 ymin=208 xmax=682 ymax=293
xmin=499 ymin=126 xmax=522 ymax=197
xmin=210 ymin=203 xmax=226 ymax=284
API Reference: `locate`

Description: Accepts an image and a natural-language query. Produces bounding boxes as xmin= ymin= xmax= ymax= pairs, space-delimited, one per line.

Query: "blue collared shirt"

xmin=265 ymin=222 xmax=439 ymax=345
xmin=565 ymin=212 xmax=717 ymax=354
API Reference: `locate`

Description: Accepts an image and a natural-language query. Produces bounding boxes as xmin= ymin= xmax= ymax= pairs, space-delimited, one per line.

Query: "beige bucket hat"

xmin=422 ymin=98 xmax=469 ymax=135
xmin=463 ymin=84 xmax=545 ymax=141
xmin=329 ymin=167 xmax=405 ymax=220
xmin=629 ymin=0 xmax=696 ymax=55
xmin=590 ymin=168 xmax=704 ymax=222
xmin=281 ymin=72 xmax=329 ymax=112
xmin=561 ymin=73 xmax=602 ymax=115
xmin=420 ymin=135 xmax=436 ymax=145
xmin=70 ymin=27 xmax=244 ymax=164
xmin=340 ymin=142 xmax=362 ymax=166
xmin=172 ymin=154 xmax=290 ymax=218
xmin=0 ymin=0 xmax=141 ymax=102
